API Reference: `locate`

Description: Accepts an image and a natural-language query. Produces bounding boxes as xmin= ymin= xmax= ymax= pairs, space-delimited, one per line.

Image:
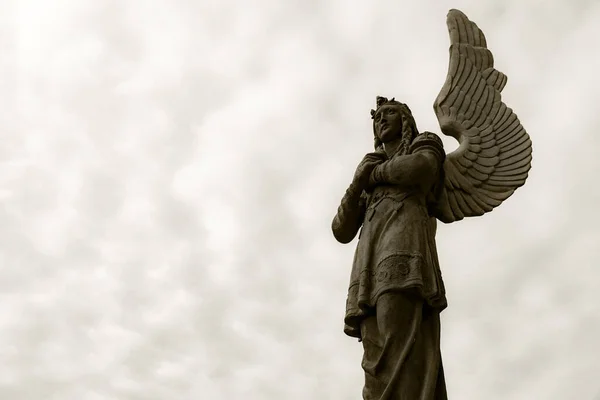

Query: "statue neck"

xmin=383 ymin=137 xmax=403 ymax=157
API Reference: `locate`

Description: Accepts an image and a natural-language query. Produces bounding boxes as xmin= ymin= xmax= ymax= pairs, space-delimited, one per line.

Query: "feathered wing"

xmin=432 ymin=9 xmax=532 ymax=223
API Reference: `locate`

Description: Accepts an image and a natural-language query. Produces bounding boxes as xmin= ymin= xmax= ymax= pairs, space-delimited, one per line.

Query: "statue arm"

xmin=331 ymin=183 xmax=367 ymax=244
xmin=369 ymin=132 xmax=445 ymax=191
xmin=369 ymin=151 xmax=440 ymax=190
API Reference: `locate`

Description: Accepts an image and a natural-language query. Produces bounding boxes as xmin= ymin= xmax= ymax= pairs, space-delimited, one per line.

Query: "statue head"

xmin=370 ymin=96 xmax=418 ymax=153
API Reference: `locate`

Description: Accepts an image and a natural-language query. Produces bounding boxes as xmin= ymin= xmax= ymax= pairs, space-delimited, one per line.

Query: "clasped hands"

xmin=352 ymin=150 xmax=388 ymax=192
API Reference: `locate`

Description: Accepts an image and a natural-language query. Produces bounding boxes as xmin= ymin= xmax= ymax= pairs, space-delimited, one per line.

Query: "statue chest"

xmin=364 ymin=186 xmax=426 ymax=224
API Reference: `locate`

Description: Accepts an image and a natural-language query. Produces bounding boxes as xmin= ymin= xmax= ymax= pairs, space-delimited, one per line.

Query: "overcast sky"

xmin=2 ymin=0 xmax=600 ymax=399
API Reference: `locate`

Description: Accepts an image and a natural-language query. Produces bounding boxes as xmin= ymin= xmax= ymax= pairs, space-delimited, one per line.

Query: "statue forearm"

xmin=369 ymin=151 xmax=440 ymax=191
xmin=332 ymin=183 xmax=366 ymax=244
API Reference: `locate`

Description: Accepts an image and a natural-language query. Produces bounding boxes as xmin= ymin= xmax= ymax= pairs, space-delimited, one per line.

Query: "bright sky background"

xmin=2 ymin=0 xmax=600 ymax=399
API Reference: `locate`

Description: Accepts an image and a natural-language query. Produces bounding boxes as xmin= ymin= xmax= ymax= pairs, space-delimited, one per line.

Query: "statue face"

xmin=373 ymin=104 xmax=403 ymax=143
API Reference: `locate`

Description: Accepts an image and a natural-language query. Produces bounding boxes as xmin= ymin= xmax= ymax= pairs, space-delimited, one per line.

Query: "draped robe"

xmin=332 ymin=132 xmax=448 ymax=399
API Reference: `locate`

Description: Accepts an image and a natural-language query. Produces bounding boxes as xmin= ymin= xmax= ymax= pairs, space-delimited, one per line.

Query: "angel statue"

xmin=331 ymin=9 xmax=532 ymax=399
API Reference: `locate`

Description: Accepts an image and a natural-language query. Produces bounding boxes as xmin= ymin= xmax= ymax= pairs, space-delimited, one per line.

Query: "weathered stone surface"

xmin=331 ymin=9 xmax=532 ymax=399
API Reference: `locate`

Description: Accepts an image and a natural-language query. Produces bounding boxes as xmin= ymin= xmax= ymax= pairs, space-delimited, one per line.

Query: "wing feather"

xmin=494 ymin=166 xmax=531 ymax=177
xmin=431 ymin=9 xmax=532 ymax=223
xmin=477 ymin=146 xmax=500 ymax=157
xmin=499 ymin=140 xmax=532 ymax=161
xmin=497 ymin=114 xmax=519 ymax=136
xmin=495 ymin=154 xmax=532 ymax=172
xmin=463 ymin=149 xmax=478 ymax=161
xmin=479 ymin=188 xmax=513 ymax=202
xmin=463 ymin=194 xmax=486 ymax=215
xmin=454 ymin=191 xmax=472 ymax=214
xmin=470 ymin=76 xmax=487 ymax=106
xmin=494 ymin=105 xmax=512 ymax=127
xmin=480 ymin=139 xmax=496 ymax=149
xmin=499 ymin=134 xmax=530 ymax=153
xmin=457 ymin=156 xmax=473 ymax=169
xmin=479 ymin=123 xmax=495 ymax=140
xmin=472 ymin=193 xmax=494 ymax=212
xmin=447 ymin=193 xmax=464 ymax=219
xmin=474 ymin=156 xmax=499 ymax=167
xmin=467 ymin=168 xmax=488 ymax=182
xmin=497 ymin=125 xmax=526 ymax=145
xmin=483 ymin=69 xmax=507 ymax=91
xmin=471 ymin=162 xmax=495 ymax=175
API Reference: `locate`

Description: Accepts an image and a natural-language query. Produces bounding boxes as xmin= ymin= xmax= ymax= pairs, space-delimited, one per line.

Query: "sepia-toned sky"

xmin=2 ymin=0 xmax=600 ymax=399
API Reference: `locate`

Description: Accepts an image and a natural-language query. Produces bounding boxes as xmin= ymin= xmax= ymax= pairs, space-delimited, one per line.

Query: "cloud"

xmin=1 ymin=1 xmax=599 ymax=399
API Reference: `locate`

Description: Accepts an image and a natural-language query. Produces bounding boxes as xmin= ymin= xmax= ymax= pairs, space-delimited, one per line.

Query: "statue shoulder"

xmin=409 ymin=131 xmax=445 ymax=160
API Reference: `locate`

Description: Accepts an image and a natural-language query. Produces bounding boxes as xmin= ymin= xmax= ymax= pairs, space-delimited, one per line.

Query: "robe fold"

xmin=333 ymin=132 xmax=448 ymax=399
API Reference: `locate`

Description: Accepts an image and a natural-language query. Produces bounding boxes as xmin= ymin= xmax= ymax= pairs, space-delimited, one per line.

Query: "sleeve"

xmin=331 ymin=182 xmax=368 ymax=244
xmin=369 ymin=131 xmax=445 ymax=190
xmin=408 ymin=131 xmax=446 ymax=161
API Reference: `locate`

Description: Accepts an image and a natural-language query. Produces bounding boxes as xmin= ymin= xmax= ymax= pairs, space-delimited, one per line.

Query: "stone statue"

xmin=331 ymin=9 xmax=532 ymax=399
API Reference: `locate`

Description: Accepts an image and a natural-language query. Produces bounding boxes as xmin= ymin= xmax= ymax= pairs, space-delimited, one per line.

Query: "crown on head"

xmin=370 ymin=96 xmax=403 ymax=119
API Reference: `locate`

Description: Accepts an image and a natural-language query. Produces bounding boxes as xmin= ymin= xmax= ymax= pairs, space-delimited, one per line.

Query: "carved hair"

xmin=371 ymin=96 xmax=419 ymax=155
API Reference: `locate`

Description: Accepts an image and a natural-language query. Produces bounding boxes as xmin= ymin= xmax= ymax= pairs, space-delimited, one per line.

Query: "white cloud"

xmin=1 ymin=1 xmax=599 ymax=399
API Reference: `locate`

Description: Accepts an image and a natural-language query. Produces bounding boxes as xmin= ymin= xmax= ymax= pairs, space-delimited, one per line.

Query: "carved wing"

xmin=432 ymin=9 xmax=532 ymax=223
